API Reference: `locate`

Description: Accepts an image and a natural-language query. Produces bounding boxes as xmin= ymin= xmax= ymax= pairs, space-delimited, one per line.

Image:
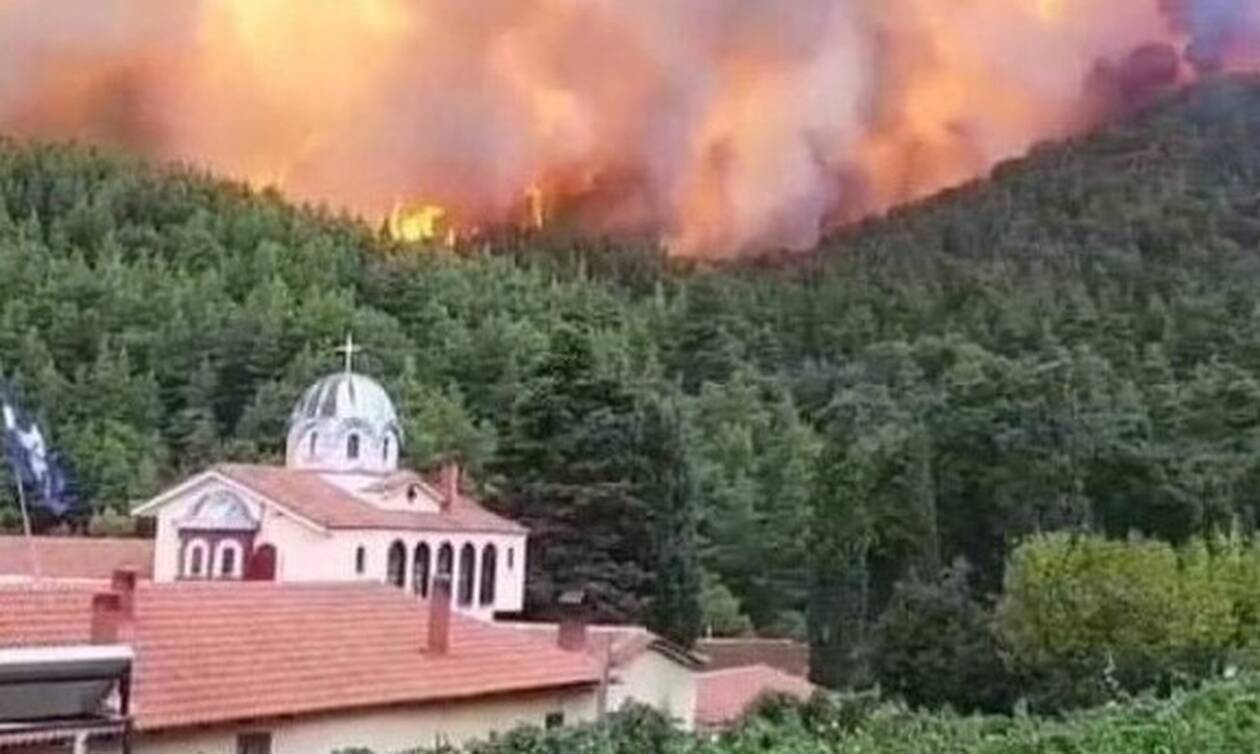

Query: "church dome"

xmin=286 ymin=370 xmax=403 ymax=474
xmin=291 ymin=372 xmax=400 ymax=429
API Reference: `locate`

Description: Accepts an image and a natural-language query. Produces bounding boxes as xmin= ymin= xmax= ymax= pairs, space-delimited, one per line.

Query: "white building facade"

xmin=133 ymin=367 xmax=528 ymax=620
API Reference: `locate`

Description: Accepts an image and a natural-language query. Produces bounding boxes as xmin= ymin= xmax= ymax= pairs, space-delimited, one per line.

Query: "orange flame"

xmin=0 ymin=0 xmax=1245 ymax=255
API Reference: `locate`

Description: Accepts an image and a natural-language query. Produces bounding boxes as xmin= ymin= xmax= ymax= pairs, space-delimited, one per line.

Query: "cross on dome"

xmin=335 ymin=333 xmax=362 ymax=375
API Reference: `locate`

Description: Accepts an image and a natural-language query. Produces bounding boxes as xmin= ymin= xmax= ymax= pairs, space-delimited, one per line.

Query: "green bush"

xmin=872 ymin=563 xmax=1017 ymax=713
xmin=360 ymin=677 xmax=1260 ymax=753
xmin=1000 ymin=533 xmax=1259 ymax=709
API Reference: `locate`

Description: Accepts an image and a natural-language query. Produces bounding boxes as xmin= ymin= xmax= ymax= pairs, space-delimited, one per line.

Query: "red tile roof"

xmin=501 ymin=623 xmax=705 ymax=669
xmin=214 ymin=464 xmax=526 ymax=535
xmin=697 ymin=638 xmax=810 ymax=677
xmin=0 ymin=581 xmax=599 ymax=731
xmin=694 ymin=664 xmax=815 ymax=729
xmin=0 ymin=536 xmax=153 ymax=581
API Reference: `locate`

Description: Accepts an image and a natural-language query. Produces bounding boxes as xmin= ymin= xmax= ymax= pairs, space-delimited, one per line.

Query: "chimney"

xmin=439 ymin=461 xmax=460 ymax=512
xmin=557 ymin=589 xmax=588 ymax=653
xmin=90 ymin=593 xmax=122 ymax=644
xmin=428 ymin=572 xmax=452 ymax=655
xmin=111 ymin=568 xmax=137 ymax=619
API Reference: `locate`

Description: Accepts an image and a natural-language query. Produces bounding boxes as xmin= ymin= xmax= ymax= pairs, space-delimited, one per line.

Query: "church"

xmin=132 ymin=344 xmax=526 ymax=621
xmin=0 ymin=346 xmax=814 ymax=753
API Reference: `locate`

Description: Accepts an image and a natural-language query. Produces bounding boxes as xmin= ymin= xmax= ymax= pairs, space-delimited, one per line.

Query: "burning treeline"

xmin=0 ymin=0 xmax=1257 ymax=255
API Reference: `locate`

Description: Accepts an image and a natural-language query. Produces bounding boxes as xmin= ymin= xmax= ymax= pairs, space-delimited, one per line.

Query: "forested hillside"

xmin=7 ymin=76 xmax=1260 ymax=695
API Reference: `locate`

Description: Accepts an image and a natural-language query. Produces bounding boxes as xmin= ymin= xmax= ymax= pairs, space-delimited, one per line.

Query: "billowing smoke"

xmin=0 ymin=0 xmax=1254 ymax=255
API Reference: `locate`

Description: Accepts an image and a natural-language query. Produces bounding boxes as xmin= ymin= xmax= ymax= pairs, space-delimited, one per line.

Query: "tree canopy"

xmin=6 ymin=77 xmax=1260 ymax=663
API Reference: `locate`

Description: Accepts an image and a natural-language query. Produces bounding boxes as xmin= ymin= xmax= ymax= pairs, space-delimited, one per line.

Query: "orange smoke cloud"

xmin=0 ymin=0 xmax=1246 ymax=254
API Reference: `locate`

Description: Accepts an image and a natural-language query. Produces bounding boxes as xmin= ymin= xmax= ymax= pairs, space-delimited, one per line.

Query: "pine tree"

xmin=640 ymin=393 xmax=702 ymax=648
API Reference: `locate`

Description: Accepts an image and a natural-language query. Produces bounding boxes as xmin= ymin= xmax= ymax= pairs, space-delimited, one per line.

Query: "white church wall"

xmin=149 ymin=478 xmax=266 ymax=583
xmin=259 ymin=522 xmax=526 ymax=618
xmin=147 ymin=477 xmax=525 ymax=617
xmin=122 ymin=686 xmax=597 ymax=754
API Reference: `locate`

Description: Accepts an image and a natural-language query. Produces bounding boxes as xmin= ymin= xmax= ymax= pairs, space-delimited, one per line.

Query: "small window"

xmin=544 ymin=712 xmax=564 ymax=730
xmin=236 ymin=732 xmax=272 ymax=754
xmin=407 ymin=484 xmax=420 ymax=504
xmin=383 ymin=436 xmax=391 ymax=461
xmin=186 ymin=540 xmax=207 ymax=579
xmin=355 ymin=545 xmax=366 ymax=575
xmin=508 ymin=547 xmax=515 ymax=570
xmin=479 ymin=544 xmax=497 ymax=606
xmin=413 ymin=542 xmax=431 ymax=597
xmin=308 ymin=432 xmax=318 ymax=456
xmin=458 ymin=543 xmax=476 ymax=606
xmin=437 ymin=542 xmax=453 ymax=578
xmin=347 ymin=433 xmax=360 ymax=460
xmin=387 ymin=540 xmax=407 ymax=588
xmin=219 ymin=544 xmax=238 ymax=578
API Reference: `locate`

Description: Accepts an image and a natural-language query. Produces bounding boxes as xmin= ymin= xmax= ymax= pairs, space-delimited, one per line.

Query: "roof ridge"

xmin=697 ymin=663 xmax=787 ymax=678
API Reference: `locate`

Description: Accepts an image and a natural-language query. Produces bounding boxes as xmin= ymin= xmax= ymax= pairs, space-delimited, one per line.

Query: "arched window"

xmin=355 ymin=545 xmax=367 ymax=575
xmin=458 ymin=543 xmax=476 ymax=606
xmin=215 ymin=540 xmax=243 ymax=579
xmin=437 ymin=542 xmax=454 ymax=579
xmin=185 ymin=539 xmax=208 ymax=579
xmin=383 ymin=437 xmax=391 ymax=461
xmin=387 ymin=540 xmax=407 ymax=588
xmin=508 ymin=547 xmax=515 ymax=570
xmin=413 ymin=543 xmax=431 ymax=597
xmin=347 ymin=433 xmax=361 ymax=460
xmin=479 ymin=545 xmax=497 ymax=606
xmin=309 ymin=432 xmax=318 ymax=456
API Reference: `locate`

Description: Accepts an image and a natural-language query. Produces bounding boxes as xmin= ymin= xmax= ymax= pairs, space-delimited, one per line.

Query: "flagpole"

xmin=14 ymin=477 xmax=40 ymax=581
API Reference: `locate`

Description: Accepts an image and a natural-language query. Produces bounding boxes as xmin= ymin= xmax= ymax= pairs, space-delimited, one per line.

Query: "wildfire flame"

xmin=389 ymin=202 xmax=456 ymax=246
xmin=0 ymin=0 xmax=1257 ymax=255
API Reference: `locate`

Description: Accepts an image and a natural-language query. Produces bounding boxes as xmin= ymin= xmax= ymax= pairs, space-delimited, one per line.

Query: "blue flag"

xmin=0 ymin=382 xmax=79 ymax=516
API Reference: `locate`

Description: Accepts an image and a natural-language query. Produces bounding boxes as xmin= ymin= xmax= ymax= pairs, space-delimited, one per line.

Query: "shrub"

xmin=871 ymin=562 xmax=1017 ymax=713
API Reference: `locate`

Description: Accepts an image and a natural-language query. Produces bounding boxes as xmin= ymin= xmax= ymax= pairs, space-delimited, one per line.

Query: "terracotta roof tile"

xmin=694 ymin=664 xmax=815 ymax=729
xmin=214 ymin=464 xmax=525 ymax=535
xmin=0 ymin=536 xmax=153 ymax=581
xmin=502 ymin=623 xmax=704 ymax=669
xmin=697 ymin=638 xmax=810 ymax=677
xmin=0 ymin=581 xmax=598 ymax=731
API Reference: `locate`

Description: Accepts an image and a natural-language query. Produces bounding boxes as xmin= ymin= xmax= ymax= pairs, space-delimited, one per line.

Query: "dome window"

xmin=285 ymin=368 xmax=404 ymax=473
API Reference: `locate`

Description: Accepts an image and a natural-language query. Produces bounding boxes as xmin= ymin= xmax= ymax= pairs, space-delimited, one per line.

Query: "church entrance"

xmin=245 ymin=544 xmax=278 ymax=581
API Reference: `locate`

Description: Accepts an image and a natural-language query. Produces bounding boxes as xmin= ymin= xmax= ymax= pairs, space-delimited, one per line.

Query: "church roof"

xmin=0 ymin=581 xmax=599 ymax=731
xmin=0 ymin=536 xmax=153 ymax=581
xmin=214 ymin=464 xmax=527 ymax=535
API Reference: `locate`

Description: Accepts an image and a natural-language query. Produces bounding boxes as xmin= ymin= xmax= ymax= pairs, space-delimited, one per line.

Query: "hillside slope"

xmin=3 ymin=77 xmax=1260 ymax=642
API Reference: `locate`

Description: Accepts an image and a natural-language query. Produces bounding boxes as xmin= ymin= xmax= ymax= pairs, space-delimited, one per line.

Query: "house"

xmin=693 ymin=665 xmax=816 ymax=731
xmin=0 ymin=570 xmax=601 ymax=753
xmin=695 ymin=637 xmax=810 ymax=678
xmin=502 ymin=623 xmax=705 ymax=728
